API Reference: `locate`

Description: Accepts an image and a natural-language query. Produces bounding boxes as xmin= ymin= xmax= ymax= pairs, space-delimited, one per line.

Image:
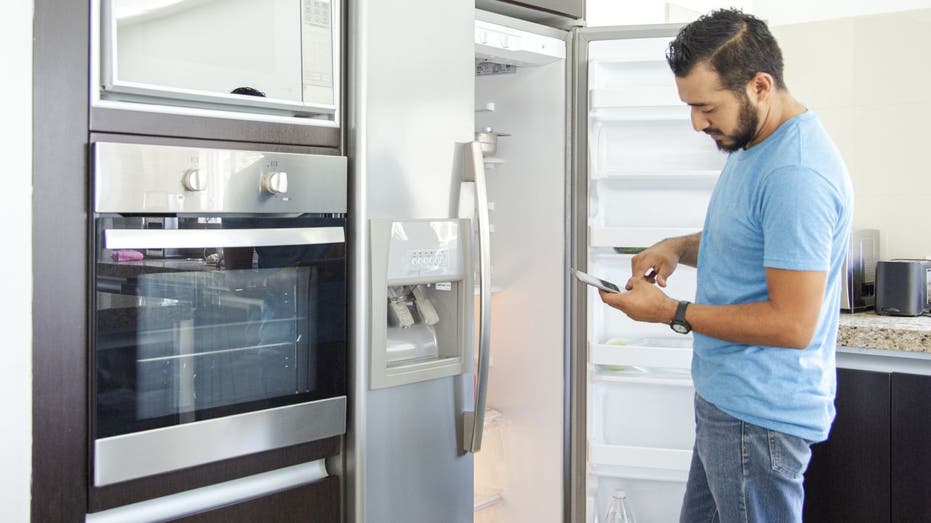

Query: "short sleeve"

xmin=758 ymin=167 xmax=842 ymax=272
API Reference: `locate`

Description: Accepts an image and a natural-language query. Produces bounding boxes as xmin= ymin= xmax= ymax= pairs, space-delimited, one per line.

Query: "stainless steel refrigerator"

xmin=347 ymin=3 xmax=724 ymax=521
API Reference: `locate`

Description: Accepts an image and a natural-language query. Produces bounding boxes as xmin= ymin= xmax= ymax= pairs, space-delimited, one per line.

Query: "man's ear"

xmin=747 ymin=72 xmax=775 ymax=103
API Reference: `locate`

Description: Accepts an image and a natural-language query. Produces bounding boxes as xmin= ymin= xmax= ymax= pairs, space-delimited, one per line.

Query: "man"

xmin=598 ymin=9 xmax=853 ymax=523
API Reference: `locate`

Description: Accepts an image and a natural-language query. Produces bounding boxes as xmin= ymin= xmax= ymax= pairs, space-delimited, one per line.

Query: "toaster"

xmin=875 ymin=259 xmax=931 ymax=316
xmin=840 ymin=229 xmax=880 ymax=312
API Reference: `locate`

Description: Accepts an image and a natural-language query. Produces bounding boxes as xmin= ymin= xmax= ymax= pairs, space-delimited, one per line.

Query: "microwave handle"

xmin=104 ymin=227 xmax=345 ymax=250
xmin=461 ymin=141 xmax=492 ymax=453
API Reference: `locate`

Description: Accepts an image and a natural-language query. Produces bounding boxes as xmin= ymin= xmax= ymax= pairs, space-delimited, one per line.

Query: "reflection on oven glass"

xmin=95 ymin=217 xmax=346 ymax=439
xmin=132 ymin=268 xmax=312 ymax=419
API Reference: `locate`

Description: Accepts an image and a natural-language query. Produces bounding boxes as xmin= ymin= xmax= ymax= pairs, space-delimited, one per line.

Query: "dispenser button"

xmin=181 ymin=169 xmax=206 ymax=192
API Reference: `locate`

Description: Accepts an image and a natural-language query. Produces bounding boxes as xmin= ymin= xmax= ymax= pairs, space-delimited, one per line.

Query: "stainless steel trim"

xmin=94 ymin=396 xmax=346 ymax=486
xmin=347 ymin=1 xmax=369 ymax=519
xmin=568 ymin=26 xmax=589 ymax=523
xmin=104 ymin=226 xmax=345 ymax=250
xmin=86 ymin=460 xmax=329 ymax=523
xmin=102 ymin=81 xmax=337 ymax=117
xmin=93 ymin=142 xmax=347 ymax=214
xmin=462 ymin=141 xmax=492 ymax=453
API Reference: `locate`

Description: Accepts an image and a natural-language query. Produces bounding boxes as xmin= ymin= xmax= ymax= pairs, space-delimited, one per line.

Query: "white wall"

xmin=774 ymin=9 xmax=931 ymax=259
xmin=757 ymin=0 xmax=931 ymax=25
xmin=0 ymin=1 xmax=33 ymax=522
xmin=586 ymin=0 xmax=931 ymax=26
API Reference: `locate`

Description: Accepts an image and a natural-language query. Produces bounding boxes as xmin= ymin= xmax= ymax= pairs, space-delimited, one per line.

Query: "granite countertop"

xmin=838 ymin=312 xmax=931 ymax=354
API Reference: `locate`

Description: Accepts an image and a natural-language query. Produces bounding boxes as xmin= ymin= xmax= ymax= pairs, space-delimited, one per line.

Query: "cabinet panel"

xmin=511 ymin=0 xmax=583 ymax=18
xmin=891 ymin=373 xmax=931 ymax=522
xmin=172 ymin=476 xmax=340 ymax=522
xmin=476 ymin=0 xmax=583 ymax=23
xmin=803 ymin=368 xmax=890 ymax=523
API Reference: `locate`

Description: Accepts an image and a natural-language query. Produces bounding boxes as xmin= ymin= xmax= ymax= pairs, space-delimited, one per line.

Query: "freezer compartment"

xmin=590 ymin=370 xmax=695 ymax=450
xmin=588 ymin=473 xmax=687 ymax=523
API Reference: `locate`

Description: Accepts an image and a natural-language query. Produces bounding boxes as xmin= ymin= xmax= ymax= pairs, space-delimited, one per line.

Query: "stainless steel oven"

xmin=91 ymin=141 xmax=347 ymax=487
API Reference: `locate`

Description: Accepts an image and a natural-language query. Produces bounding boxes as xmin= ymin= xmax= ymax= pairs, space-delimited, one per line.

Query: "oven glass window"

xmin=94 ymin=216 xmax=346 ymax=438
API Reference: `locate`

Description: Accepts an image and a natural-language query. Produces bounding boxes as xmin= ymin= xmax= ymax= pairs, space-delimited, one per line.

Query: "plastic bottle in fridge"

xmin=604 ymin=489 xmax=636 ymax=523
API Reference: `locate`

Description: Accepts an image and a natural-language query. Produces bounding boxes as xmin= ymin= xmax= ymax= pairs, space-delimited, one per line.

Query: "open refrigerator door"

xmin=577 ymin=27 xmax=726 ymax=523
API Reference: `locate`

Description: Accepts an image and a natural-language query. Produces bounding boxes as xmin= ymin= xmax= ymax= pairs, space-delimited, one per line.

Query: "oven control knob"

xmin=181 ymin=169 xmax=206 ymax=192
xmin=261 ymin=171 xmax=288 ymax=195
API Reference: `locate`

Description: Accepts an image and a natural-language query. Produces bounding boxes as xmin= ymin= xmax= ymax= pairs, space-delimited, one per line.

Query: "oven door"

xmin=93 ymin=214 xmax=346 ymax=487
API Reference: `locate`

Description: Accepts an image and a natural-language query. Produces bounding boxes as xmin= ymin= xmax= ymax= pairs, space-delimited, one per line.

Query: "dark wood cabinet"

xmin=32 ymin=1 xmax=345 ymax=520
xmin=803 ymin=368 xmax=891 ymax=523
xmin=171 ymin=476 xmax=340 ymax=523
xmin=476 ymin=0 xmax=584 ymax=25
xmin=511 ymin=0 xmax=583 ymax=18
xmin=891 ymin=372 xmax=931 ymax=522
xmin=804 ymin=368 xmax=931 ymax=523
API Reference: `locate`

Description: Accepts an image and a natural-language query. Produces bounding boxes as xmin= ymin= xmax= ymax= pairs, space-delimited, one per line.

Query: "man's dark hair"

xmin=666 ymin=8 xmax=785 ymax=93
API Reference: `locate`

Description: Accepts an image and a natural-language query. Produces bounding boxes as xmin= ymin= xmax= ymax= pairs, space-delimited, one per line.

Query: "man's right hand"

xmin=627 ymin=232 xmax=702 ymax=289
xmin=629 ymin=238 xmax=681 ymax=289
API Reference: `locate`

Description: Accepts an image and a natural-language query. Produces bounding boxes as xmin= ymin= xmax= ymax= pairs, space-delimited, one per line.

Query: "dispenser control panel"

xmin=407 ymin=249 xmax=449 ymax=269
xmin=386 ymin=221 xmax=463 ymax=281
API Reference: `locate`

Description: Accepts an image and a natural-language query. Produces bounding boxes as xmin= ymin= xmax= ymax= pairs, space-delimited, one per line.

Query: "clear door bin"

xmin=592 ymin=475 xmax=687 ymax=523
xmin=474 ymin=409 xmax=510 ymax=522
xmin=370 ymin=219 xmax=473 ymax=389
xmin=590 ymin=373 xmax=695 ymax=450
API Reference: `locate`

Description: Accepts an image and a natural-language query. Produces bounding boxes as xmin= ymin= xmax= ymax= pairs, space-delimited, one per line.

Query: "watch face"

xmin=672 ymin=323 xmax=689 ymax=334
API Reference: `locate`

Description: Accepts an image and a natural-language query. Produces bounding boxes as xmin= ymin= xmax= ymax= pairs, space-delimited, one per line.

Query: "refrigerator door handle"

xmin=461 ymin=141 xmax=492 ymax=453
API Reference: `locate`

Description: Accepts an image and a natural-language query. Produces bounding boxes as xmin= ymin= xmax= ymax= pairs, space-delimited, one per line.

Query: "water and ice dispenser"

xmin=370 ymin=219 xmax=473 ymax=389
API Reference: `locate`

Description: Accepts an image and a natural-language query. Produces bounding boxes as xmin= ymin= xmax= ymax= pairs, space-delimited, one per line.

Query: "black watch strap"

xmin=670 ymin=300 xmax=692 ymax=334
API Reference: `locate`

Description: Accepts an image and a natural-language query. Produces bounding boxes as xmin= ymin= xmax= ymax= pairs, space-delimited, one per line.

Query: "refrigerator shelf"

xmin=590 ymin=170 xmax=719 ymax=187
xmin=589 ymin=89 xmax=683 ymax=112
xmin=589 ymin=104 xmax=689 ymax=122
xmin=483 ymin=408 xmax=508 ymax=427
xmin=590 ymin=340 xmax=692 ymax=371
xmin=589 ymin=371 xmax=692 ymax=388
xmin=474 ymin=487 xmax=504 ymax=511
xmin=589 ymin=443 xmax=692 ymax=476
xmin=589 ymin=463 xmax=689 ymax=484
xmin=482 ymin=157 xmax=505 ymax=168
xmin=589 ymin=226 xmax=700 ymax=249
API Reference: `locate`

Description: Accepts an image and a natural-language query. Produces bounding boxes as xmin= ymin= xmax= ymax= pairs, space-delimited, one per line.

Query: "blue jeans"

xmin=679 ymin=394 xmax=813 ymax=523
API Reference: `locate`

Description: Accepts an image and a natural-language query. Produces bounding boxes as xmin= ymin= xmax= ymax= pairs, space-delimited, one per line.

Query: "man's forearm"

xmin=666 ymin=232 xmax=701 ymax=267
xmin=683 ymin=300 xmax=813 ymax=349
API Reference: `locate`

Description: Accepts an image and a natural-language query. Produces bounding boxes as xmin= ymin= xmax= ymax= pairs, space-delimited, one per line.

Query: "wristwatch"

xmin=670 ymin=300 xmax=692 ymax=334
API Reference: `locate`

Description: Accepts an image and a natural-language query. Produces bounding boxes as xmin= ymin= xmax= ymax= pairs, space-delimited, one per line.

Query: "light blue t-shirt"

xmin=693 ymin=110 xmax=853 ymax=442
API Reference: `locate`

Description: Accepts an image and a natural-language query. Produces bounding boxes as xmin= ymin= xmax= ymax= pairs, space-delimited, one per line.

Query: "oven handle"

xmin=104 ymin=227 xmax=345 ymax=250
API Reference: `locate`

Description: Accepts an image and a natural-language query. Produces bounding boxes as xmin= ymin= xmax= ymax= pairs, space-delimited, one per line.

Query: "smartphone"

xmin=572 ymin=268 xmax=622 ymax=293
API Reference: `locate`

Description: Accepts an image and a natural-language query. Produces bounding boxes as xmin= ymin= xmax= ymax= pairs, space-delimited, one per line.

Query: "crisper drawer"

xmin=590 ymin=370 xmax=695 ymax=450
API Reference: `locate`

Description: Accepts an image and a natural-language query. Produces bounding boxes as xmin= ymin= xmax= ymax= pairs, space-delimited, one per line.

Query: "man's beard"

xmin=706 ymin=96 xmax=759 ymax=153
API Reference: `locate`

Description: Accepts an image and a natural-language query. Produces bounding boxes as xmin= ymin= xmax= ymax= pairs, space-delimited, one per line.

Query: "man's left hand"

xmin=598 ymin=277 xmax=679 ymax=325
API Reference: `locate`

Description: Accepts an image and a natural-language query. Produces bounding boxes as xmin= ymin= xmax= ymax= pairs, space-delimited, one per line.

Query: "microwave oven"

xmin=92 ymin=0 xmax=340 ymax=124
